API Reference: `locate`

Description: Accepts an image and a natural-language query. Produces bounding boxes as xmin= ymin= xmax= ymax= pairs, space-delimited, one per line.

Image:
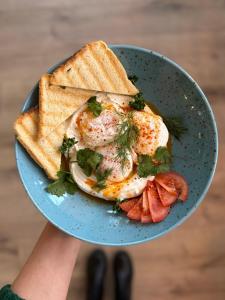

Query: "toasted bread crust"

xmin=39 ymin=74 xmax=94 ymax=138
xmin=50 ymin=40 xmax=139 ymax=95
xmin=15 ymin=40 xmax=138 ymax=180
xmin=14 ymin=108 xmax=65 ymax=179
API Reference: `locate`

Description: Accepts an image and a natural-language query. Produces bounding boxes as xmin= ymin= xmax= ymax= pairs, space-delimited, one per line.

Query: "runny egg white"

xmin=67 ymin=93 xmax=169 ymax=201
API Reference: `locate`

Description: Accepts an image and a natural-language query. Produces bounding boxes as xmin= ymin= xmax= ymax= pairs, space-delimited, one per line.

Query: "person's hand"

xmin=12 ymin=222 xmax=81 ymax=300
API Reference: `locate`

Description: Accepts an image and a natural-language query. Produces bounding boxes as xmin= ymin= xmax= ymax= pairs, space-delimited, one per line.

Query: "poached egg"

xmin=67 ymin=93 xmax=169 ymax=201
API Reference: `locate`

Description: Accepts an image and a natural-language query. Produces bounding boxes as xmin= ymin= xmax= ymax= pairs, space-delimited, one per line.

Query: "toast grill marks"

xmin=81 ymin=54 xmax=104 ymax=90
xmin=14 ymin=108 xmax=66 ymax=180
xmin=88 ymin=45 xmax=115 ymax=91
xmin=39 ymin=74 xmax=95 ymax=138
xmin=15 ymin=41 xmax=138 ymax=180
xmin=50 ymin=41 xmax=139 ymax=95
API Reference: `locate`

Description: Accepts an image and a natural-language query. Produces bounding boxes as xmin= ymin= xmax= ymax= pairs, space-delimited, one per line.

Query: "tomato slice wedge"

xmin=155 ymin=172 xmax=188 ymax=201
xmin=154 ymin=175 xmax=177 ymax=196
xmin=141 ymin=189 xmax=152 ymax=223
xmin=119 ymin=198 xmax=139 ymax=213
xmin=147 ymin=181 xmax=170 ymax=223
xmin=141 ymin=214 xmax=152 ymax=223
xmin=127 ymin=197 xmax=143 ymax=221
xmin=142 ymin=189 xmax=149 ymax=212
xmin=155 ymin=182 xmax=178 ymax=207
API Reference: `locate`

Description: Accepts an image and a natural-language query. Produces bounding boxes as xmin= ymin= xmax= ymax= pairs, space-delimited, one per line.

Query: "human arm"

xmin=10 ymin=222 xmax=81 ymax=300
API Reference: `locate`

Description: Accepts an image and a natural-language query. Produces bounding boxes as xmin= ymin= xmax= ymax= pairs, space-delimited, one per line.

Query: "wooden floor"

xmin=0 ymin=0 xmax=225 ymax=299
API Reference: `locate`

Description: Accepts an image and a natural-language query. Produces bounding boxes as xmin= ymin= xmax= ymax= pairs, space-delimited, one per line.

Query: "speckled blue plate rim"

xmin=15 ymin=44 xmax=218 ymax=246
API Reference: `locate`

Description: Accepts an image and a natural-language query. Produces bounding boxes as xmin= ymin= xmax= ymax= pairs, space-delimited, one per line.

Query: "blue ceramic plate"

xmin=15 ymin=45 xmax=218 ymax=246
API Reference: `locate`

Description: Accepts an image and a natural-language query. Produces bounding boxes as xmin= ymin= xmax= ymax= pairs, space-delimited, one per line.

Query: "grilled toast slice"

xmin=50 ymin=40 xmax=138 ymax=95
xmin=14 ymin=108 xmax=67 ymax=179
xmin=39 ymin=74 xmax=95 ymax=138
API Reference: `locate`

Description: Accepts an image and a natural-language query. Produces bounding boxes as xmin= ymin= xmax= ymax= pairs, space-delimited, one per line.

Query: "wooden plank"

xmin=0 ymin=0 xmax=225 ymax=299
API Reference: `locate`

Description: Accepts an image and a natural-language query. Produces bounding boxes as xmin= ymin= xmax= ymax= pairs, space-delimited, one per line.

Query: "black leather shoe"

xmin=86 ymin=249 xmax=107 ymax=300
xmin=113 ymin=251 xmax=133 ymax=300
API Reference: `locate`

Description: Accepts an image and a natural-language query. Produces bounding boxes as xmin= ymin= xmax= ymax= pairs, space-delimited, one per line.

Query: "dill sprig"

xmin=114 ymin=112 xmax=139 ymax=167
xmin=163 ymin=116 xmax=188 ymax=140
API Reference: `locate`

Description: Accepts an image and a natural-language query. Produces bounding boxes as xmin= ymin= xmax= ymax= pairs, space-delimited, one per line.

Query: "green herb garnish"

xmin=115 ymin=112 xmax=139 ymax=167
xmin=137 ymin=155 xmax=155 ymax=177
xmin=46 ymin=170 xmax=78 ymax=197
xmin=128 ymin=75 xmax=138 ymax=84
xmin=59 ymin=137 xmax=77 ymax=155
xmin=112 ymin=204 xmax=122 ymax=214
xmin=154 ymin=146 xmax=171 ymax=164
xmin=154 ymin=163 xmax=170 ymax=174
xmin=129 ymin=92 xmax=146 ymax=111
xmin=137 ymin=147 xmax=171 ymax=177
xmin=87 ymin=96 xmax=103 ymax=117
xmin=163 ymin=116 xmax=187 ymax=140
xmin=76 ymin=148 xmax=103 ymax=176
xmin=93 ymin=168 xmax=112 ymax=191
xmin=112 ymin=199 xmax=122 ymax=214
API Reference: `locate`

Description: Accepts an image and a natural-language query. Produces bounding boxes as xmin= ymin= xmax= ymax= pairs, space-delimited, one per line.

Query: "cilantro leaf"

xmin=129 ymin=92 xmax=146 ymax=111
xmin=155 ymin=164 xmax=170 ymax=174
xmin=46 ymin=170 xmax=78 ymax=197
xmin=163 ymin=116 xmax=187 ymax=140
xmin=93 ymin=168 xmax=112 ymax=191
xmin=64 ymin=181 xmax=77 ymax=194
xmin=87 ymin=96 xmax=103 ymax=117
xmin=87 ymin=153 xmax=102 ymax=170
xmin=153 ymin=147 xmax=171 ymax=164
xmin=137 ymin=147 xmax=172 ymax=178
xmin=46 ymin=179 xmax=66 ymax=196
xmin=137 ymin=154 xmax=155 ymax=177
xmin=77 ymin=148 xmax=103 ymax=176
xmin=59 ymin=137 xmax=77 ymax=155
xmin=128 ymin=75 xmax=138 ymax=84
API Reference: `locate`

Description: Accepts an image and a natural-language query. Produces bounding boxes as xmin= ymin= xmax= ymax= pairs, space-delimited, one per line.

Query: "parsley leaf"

xmin=153 ymin=147 xmax=171 ymax=164
xmin=76 ymin=148 xmax=103 ymax=176
xmin=128 ymin=75 xmax=138 ymax=84
xmin=137 ymin=147 xmax=172 ymax=177
xmin=163 ymin=116 xmax=187 ymax=140
xmin=93 ymin=168 xmax=112 ymax=191
xmin=137 ymin=154 xmax=155 ymax=177
xmin=155 ymin=164 xmax=170 ymax=174
xmin=46 ymin=170 xmax=78 ymax=197
xmin=59 ymin=137 xmax=77 ymax=155
xmin=129 ymin=92 xmax=146 ymax=111
xmin=115 ymin=112 xmax=139 ymax=167
xmin=87 ymin=96 xmax=103 ymax=117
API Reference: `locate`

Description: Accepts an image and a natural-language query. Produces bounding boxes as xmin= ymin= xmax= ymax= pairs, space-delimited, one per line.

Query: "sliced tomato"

xmin=141 ymin=190 xmax=152 ymax=223
xmin=147 ymin=181 xmax=170 ymax=223
xmin=141 ymin=214 xmax=152 ymax=223
xmin=119 ymin=198 xmax=139 ymax=213
xmin=155 ymin=172 xmax=188 ymax=201
xmin=127 ymin=197 xmax=143 ymax=221
xmin=142 ymin=190 xmax=149 ymax=212
xmin=154 ymin=175 xmax=177 ymax=196
xmin=155 ymin=182 xmax=178 ymax=207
